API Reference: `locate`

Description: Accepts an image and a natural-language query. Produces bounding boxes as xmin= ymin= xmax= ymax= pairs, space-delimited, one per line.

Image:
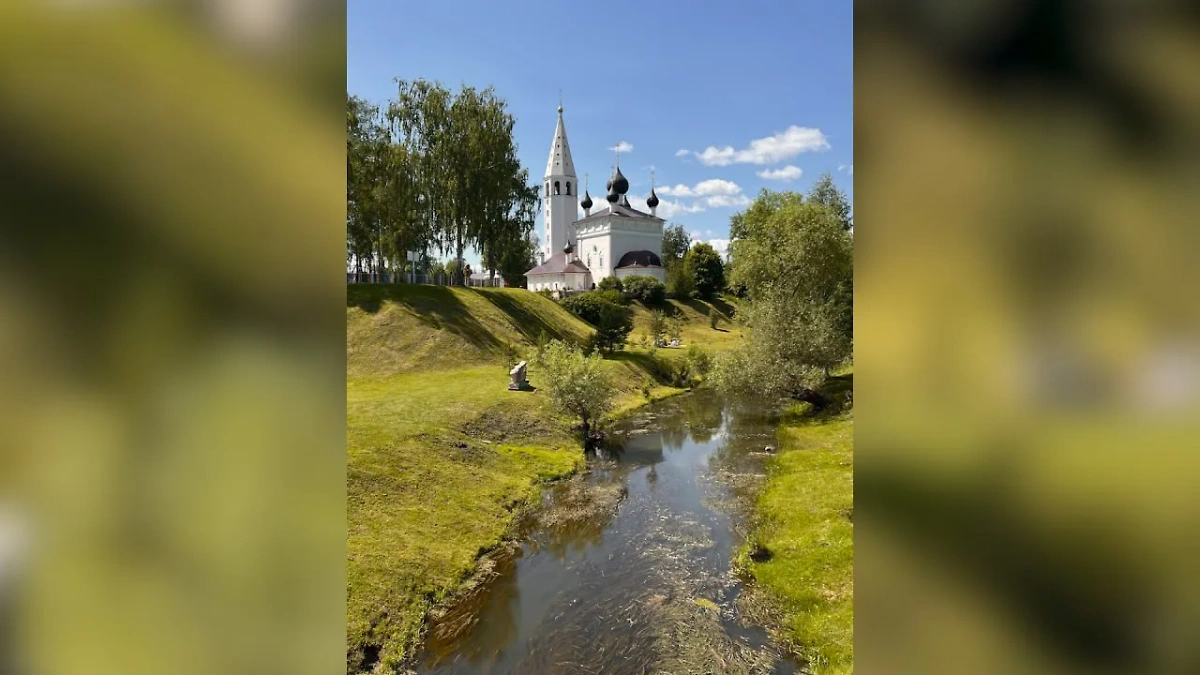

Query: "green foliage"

xmin=661 ymin=223 xmax=692 ymax=269
xmin=597 ymin=276 xmax=624 ymax=293
xmin=713 ymin=188 xmax=853 ymax=400
xmin=709 ymin=308 xmax=721 ymax=330
xmin=682 ymin=344 xmax=713 ymax=387
xmin=647 ymin=310 xmax=668 ymax=346
xmin=807 ymin=172 xmax=853 ymax=231
xmin=347 ymin=83 xmax=538 ymax=285
xmin=685 ymin=242 xmax=726 ymax=299
xmin=533 ymin=340 xmax=617 ymax=431
xmin=666 ymin=262 xmax=695 ymax=299
xmin=666 ymin=315 xmax=683 ymax=343
xmin=622 ymin=275 xmax=667 ymax=305
xmin=594 ymin=289 xmax=626 ymax=306
xmin=559 ymin=292 xmax=633 ymax=353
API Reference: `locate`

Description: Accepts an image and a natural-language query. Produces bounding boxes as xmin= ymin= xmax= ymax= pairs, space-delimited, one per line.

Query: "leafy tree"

xmin=661 ymin=223 xmax=691 ymax=270
xmin=597 ymin=276 xmax=624 ymax=293
xmin=807 ymin=172 xmax=853 ymax=231
xmin=667 ymin=263 xmax=694 ymax=299
xmin=560 ymin=292 xmax=633 ymax=354
xmin=647 ymin=311 xmax=668 ymax=346
xmin=685 ymin=242 xmax=725 ymax=299
xmin=533 ymin=340 xmax=616 ymax=437
xmin=622 ymin=275 xmax=666 ymax=305
xmin=712 ymin=188 xmax=852 ymax=402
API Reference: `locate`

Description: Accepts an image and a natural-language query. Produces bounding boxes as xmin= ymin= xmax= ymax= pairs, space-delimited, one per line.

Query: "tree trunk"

xmin=792 ymin=387 xmax=831 ymax=411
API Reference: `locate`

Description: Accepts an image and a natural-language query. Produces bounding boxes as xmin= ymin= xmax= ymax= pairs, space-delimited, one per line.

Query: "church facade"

xmin=526 ymin=106 xmax=666 ymax=292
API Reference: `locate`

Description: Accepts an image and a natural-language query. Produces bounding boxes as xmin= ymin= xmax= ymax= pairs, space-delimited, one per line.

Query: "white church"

xmin=526 ymin=105 xmax=666 ymax=292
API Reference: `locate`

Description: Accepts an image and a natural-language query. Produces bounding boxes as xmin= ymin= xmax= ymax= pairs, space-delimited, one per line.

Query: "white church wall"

xmin=614 ymin=267 xmax=666 ymax=283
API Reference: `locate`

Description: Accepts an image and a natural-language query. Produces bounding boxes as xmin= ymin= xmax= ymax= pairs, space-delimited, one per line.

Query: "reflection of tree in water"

xmin=646 ymin=464 xmax=658 ymax=490
xmin=682 ymin=392 xmax=726 ymax=443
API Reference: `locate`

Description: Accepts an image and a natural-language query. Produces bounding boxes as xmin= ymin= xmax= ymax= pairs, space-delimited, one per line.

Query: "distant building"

xmin=526 ymin=105 xmax=666 ymax=292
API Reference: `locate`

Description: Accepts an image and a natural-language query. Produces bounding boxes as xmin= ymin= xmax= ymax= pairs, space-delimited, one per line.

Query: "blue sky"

xmin=348 ymin=0 xmax=852 ymax=267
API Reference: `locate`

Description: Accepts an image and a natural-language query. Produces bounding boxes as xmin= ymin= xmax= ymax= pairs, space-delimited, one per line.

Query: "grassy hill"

xmin=346 ymin=284 xmax=740 ymax=672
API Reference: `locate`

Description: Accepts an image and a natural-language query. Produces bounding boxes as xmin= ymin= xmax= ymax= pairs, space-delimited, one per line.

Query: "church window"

xmin=566 ymin=182 xmax=571 ymax=195
xmin=554 ymin=181 xmax=560 ymax=195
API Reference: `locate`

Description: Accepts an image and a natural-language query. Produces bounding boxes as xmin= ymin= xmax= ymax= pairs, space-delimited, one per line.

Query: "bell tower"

xmin=543 ymin=104 xmax=578 ymax=259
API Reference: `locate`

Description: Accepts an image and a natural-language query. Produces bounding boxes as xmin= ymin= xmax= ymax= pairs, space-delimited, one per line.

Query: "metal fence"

xmin=346 ymin=272 xmax=510 ymax=288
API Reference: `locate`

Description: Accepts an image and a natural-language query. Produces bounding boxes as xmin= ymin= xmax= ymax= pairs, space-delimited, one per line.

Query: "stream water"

xmin=415 ymin=391 xmax=798 ymax=675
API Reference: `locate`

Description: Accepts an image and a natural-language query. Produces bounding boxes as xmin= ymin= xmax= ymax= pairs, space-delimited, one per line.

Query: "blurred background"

xmin=0 ymin=2 xmax=344 ymax=674
xmin=856 ymin=0 xmax=1200 ymax=673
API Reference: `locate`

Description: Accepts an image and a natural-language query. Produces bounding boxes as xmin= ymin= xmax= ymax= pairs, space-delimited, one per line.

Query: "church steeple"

xmin=542 ymin=104 xmax=578 ymax=260
xmin=544 ymin=105 xmax=576 ymax=178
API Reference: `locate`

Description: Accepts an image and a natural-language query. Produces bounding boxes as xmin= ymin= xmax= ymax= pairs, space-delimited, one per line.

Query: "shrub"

xmin=685 ymin=344 xmax=713 ymax=380
xmin=709 ymin=309 xmax=721 ymax=330
xmin=533 ymin=340 xmax=616 ymax=435
xmin=647 ymin=310 xmax=668 ymax=347
xmin=623 ymin=275 xmax=667 ymax=305
xmin=536 ymin=288 xmax=555 ymax=299
xmin=594 ymin=289 xmax=626 ymax=306
xmin=560 ymin=292 xmax=634 ymax=354
xmin=597 ymin=276 xmax=624 ymax=293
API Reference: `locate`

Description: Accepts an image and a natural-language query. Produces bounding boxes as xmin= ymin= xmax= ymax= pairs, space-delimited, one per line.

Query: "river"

xmin=415 ymin=391 xmax=799 ymax=675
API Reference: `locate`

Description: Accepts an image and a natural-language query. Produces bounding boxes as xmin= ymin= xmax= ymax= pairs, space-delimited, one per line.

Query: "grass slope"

xmin=346 ymin=285 xmax=736 ymax=672
xmin=741 ymin=375 xmax=854 ymax=675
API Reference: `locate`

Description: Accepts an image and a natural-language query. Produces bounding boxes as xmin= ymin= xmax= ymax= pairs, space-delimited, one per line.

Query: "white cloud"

xmin=657 ymin=178 xmax=743 ymax=198
xmin=757 ymin=165 xmax=803 ymax=182
xmin=688 ymin=230 xmax=702 ymax=242
xmin=838 ymin=163 xmax=853 ymax=175
xmin=706 ymin=238 xmax=731 ymax=258
xmin=608 ymin=140 xmax=634 ymax=153
xmin=691 ymin=126 xmax=830 ymax=166
xmin=704 ymin=194 xmax=751 ymax=209
xmin=675 ymin=149 xmax=689 ymax=157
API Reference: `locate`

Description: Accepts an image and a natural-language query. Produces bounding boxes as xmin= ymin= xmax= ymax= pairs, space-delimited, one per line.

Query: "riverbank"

xmin=739 ymin=376 xmax=854 ymax=675
xmin=346 ymin=285 xmax=738 ymax=673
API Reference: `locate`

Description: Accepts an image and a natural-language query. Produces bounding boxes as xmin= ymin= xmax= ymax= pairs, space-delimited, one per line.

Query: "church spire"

xmin=544 ymin=104 xmax=576 ymax=179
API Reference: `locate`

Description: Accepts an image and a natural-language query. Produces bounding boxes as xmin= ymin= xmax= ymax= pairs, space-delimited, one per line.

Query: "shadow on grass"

xmin=473 ymin=289 xmax=585 ymax=347
xmin=347 ymin=283 xmax=505 ymax=355
xmin=784 ymin=372 xmax=854 ymax=423
xmin=607 ymin=350 xmax=677 ymax=385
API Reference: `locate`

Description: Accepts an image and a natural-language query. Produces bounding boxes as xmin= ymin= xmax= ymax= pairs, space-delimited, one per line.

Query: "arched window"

xmin=554 ymin=181 xmax=560 ymax=195
xmin=566 ymin=182 xmax=572 ymax=195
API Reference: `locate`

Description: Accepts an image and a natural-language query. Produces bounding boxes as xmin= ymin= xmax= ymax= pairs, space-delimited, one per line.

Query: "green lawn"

xmin=741 ymin=391 xmax=854 ymax=674
xmin=346 ymin=285 xmax=734 ymax=672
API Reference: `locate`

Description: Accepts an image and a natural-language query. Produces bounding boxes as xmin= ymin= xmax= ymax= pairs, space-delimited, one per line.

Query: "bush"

xmin=623 ymin=275 xmax=667 ymax=305
xmin=560 ymin=292 xmax=634 ymax=354
xmin=709 ymin=309 xmax=721 ymax=330
xmin=594 ymin=289 xmax=626 ymax=306
xmin=648 ymin=310 xmax=668 ymax=347
xmin=536 ymin=288 xmax=555 ymax=299
xmin=533 ymin=340 xmax=616 ymax=435
xmin=597 ymin=276 xmax=623 ymax=293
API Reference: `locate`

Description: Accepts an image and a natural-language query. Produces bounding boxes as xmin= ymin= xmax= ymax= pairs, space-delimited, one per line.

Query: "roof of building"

xmin=544 ymin=106 xmax=576 ymax=178
xmin=527 ymin=251 xmax=591 ymax=276
xmin=615 ymin=250 xmax=663 ymax=269
xmin=576 ymin=201 xmax=661 ymax=223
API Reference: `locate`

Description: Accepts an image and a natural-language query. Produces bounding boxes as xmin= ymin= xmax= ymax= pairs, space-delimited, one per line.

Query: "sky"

xmin=348 ymin=0 xmax=852 ymax=268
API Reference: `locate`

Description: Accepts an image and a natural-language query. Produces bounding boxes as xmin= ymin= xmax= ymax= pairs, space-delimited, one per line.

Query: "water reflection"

xmin=416 ymin=392 xmax=796 ymax=675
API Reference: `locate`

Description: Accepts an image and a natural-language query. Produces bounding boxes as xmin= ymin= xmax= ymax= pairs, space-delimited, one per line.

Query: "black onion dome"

xmin=615 ymin=250 xmax=663 ymax=268
xmin=580 ymin=190 xmax=593 ymax=209
xmin=646 ymin=188 xmax=659 ymax=208
xmin=612 ymin=167 xmax=629 ymax=194
xmin=563 ymin=240 xmax=574 ymax=255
